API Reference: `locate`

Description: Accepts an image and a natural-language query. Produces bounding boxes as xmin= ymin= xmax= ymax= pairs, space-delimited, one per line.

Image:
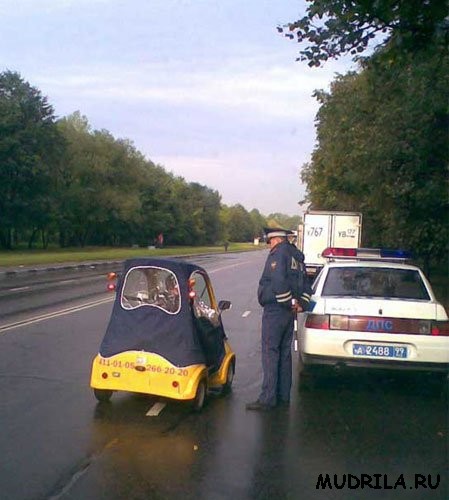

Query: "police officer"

xmin=246 ymin=228 xmax=311 ymax=411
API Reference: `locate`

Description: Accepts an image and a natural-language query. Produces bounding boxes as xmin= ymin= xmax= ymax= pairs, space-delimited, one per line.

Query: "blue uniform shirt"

xmin=257 ymin=240 xmax=312 ymax=309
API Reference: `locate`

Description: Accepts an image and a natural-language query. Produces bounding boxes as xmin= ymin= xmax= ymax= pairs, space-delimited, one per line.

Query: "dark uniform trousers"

xmin=259 ymin=303 xmax=294 ymax=406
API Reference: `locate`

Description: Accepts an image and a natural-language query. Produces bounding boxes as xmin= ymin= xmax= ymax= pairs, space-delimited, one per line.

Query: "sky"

xmin=0 ymin=0 xmax=355 ymax=216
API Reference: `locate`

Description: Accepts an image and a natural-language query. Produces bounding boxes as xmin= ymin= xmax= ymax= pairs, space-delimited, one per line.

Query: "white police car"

xmin=299 ymin=248 xmax=449 ymax=380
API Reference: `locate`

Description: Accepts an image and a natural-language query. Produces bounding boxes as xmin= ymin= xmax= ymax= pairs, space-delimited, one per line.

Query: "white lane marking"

xmin=242 ymin=310 xmax=251 ymax=318
xmin=0 ymin=296 xmax=114 ymax=334
xmin=146 ymin=402 xmax=166 ymax=416
xmin=208 ymin=260 xmax=254 ymax=274
xmin=47 ymin=438 xmax=119 ymax=500
xmin=10 ymin=286 xmax=31 ymax=292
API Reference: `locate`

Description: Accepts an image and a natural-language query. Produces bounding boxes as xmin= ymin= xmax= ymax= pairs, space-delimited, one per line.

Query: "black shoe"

xmin=245 ymin=401 xmax=275 ymax=411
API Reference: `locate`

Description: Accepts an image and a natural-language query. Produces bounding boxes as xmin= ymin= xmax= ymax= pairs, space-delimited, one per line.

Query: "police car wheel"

xmin=192 ymin=379 xmax=207 ymax=412
xmin=222 ymin=359 xmax=235 ymax=394
xmin=94 ymin=388 xmax=113 ymax=403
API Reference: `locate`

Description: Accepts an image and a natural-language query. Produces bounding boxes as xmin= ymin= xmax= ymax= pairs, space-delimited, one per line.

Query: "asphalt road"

xmin=0 ymin=252 xmax=447 ymax=500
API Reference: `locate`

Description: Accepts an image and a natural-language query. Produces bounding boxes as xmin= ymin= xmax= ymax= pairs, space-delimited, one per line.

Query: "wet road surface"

xmin=0 ymin=251 xmax=447 ymax=499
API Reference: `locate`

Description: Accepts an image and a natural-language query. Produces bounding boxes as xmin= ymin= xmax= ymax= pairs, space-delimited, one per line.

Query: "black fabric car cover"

xmin=99 ymin=257 xmax=209 ymax=367
xmin=193 ymin=316 xmax=226 ymax=373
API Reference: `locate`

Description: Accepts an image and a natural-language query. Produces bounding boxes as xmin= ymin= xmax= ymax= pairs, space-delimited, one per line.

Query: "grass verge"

xmin=0 ymin=243 xmax=264 ymax=267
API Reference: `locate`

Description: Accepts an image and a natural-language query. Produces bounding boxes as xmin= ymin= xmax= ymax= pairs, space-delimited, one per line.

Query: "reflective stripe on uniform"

xmin=301 ymin=292 xmax=311 ymax=302
xmin=276 ymin=291 xmax=292 ymax=303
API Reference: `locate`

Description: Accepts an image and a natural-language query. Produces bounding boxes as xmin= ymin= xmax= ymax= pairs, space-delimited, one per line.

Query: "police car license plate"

xmin=353 ymin=344 xmax=407 ymax=358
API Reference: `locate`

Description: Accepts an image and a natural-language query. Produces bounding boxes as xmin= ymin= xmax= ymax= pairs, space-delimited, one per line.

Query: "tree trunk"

xmin=41 ymin=229 xmax=49 ymax=249
xmin=28 ymin=228 xmax=38 ymax=249
xmin=2 ymin=228 xmax=13 ymax=249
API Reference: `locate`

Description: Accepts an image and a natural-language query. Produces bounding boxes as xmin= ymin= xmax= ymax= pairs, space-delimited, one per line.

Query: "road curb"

xmin=0 ymin=260 xmax=124 ymax=277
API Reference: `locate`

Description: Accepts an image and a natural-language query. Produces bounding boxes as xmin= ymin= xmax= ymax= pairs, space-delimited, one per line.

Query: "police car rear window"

xmin=321 ymin=267 xmax=430 ymax=300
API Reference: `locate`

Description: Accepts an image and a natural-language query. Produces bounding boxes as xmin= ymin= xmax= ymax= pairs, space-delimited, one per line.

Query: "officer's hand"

xmin=291 ymin=300 xmax=303 ymax=313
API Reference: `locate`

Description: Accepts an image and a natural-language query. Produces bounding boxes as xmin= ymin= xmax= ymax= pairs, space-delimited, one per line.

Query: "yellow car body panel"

xmin=90 ymin=351 xmax=207 ymax=400
xmin=90 ymin=343 xmax=235 ymax=401
xmin=208 ymin=342 xmax=235 ymax=388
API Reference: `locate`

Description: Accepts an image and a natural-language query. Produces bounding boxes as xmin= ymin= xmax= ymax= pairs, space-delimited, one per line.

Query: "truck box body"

xmin=299 ymin=211 xmax=362 ymax=277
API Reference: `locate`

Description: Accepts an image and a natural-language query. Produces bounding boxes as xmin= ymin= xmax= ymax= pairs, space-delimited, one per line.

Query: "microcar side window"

xmin=121 ymin=266 xmax=181 ymax=314
xmin=190 ymin=272 xmax=220 ymax=326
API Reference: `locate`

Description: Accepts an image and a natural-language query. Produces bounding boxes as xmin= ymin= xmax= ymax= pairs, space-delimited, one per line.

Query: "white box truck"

xmin=299 ymin=210 xmax=362 ymax=277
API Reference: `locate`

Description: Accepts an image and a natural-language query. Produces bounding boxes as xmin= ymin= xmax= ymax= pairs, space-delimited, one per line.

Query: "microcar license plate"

xmin=352 ymin=344 xmax=407 ymax=358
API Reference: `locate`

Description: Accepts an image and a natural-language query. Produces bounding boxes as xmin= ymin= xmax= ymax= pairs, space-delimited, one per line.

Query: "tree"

xmin=279 ymin=0 xmax=448 ymax=66
xmin=197 ymin=184 xmax=222 ymax=244
xmin=58 ymin=114 xmax=225 ymax=248
xmin=0 ymin=71 xmax=65 ymax=248
xmin=57 ymin=113 xmax=143 ymax=246
xmin=167 ymin=181 xmax=222 ymax=246
xmin=267 ymin=213 xmax=302 ymax=231
xmin=138 ymin=165 xmax=177 ymax=246
xmin=301 ymin=46 xmax=448 ymax=265
xmin=249 ymin=209 xmax=267 ymax=238
xmin=225 ymin=204 xmax=255 ymax=242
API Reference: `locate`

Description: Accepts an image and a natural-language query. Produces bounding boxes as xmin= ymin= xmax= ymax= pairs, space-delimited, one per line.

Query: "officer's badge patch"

xmin=291 ymin=257 xmax=298 ymax=270
xmin=271 ymin=261 xmax=277 ymax=270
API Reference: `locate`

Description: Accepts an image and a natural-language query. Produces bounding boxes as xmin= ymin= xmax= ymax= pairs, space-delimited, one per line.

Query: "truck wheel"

xmin=94 ymin=388 xmax=113 ymax=403
xmin=192 ymin=379 xmax=207 ymax=412
xmin=222 ymin=359 xmax=235 ymax=395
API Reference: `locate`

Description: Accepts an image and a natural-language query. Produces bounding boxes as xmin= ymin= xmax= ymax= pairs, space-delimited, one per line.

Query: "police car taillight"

xmin=305 ymin=314 xmax=330 ymax=330
xmin=431 ymin=321 xmax=449 ymax=336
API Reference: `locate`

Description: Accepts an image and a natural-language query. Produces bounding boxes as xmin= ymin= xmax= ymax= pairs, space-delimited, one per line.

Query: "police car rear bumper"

xmin=301 ymin=353 xmax=449 ymax=373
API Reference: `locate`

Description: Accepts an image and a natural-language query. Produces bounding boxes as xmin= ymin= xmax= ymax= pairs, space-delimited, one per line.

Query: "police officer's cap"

xmin=264 ymin=227 xmax=293 ymax=241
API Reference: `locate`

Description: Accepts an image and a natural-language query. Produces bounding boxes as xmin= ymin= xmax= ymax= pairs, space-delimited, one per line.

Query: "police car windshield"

xmin=321 ymin=267 xmax=430 ymax=300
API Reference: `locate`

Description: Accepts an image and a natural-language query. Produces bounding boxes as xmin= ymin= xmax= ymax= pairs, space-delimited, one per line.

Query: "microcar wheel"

xmin=222 ymin=359 xmax=235 ymax=394
xmin=94 ymin=388 xmax=113 ymax=403
xmin=192 ymin=379 xmax=207 ymax=412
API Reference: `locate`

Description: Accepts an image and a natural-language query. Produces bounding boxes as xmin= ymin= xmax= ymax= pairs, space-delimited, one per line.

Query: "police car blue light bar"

xmin=322 ymin=247 xmax=412 ymax=261
xmin=379 ymin=248 xmax=412 ymax=259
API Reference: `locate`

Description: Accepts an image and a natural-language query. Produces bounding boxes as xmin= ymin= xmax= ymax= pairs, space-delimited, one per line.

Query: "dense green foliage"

xmin=0 ymin=72 xmax=297 ymax=249
xmin=302 ymin=46 xmax=448 ymax=264
xmin=0 ymin=71 xmax=65 ymax=249
xmin=296 ymin=1 xmax=448 ymax=267
xmin=266 ymin=213 xmax=301 ymax=232
xmin=279 ymin=0 xmax=448 ymax=66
